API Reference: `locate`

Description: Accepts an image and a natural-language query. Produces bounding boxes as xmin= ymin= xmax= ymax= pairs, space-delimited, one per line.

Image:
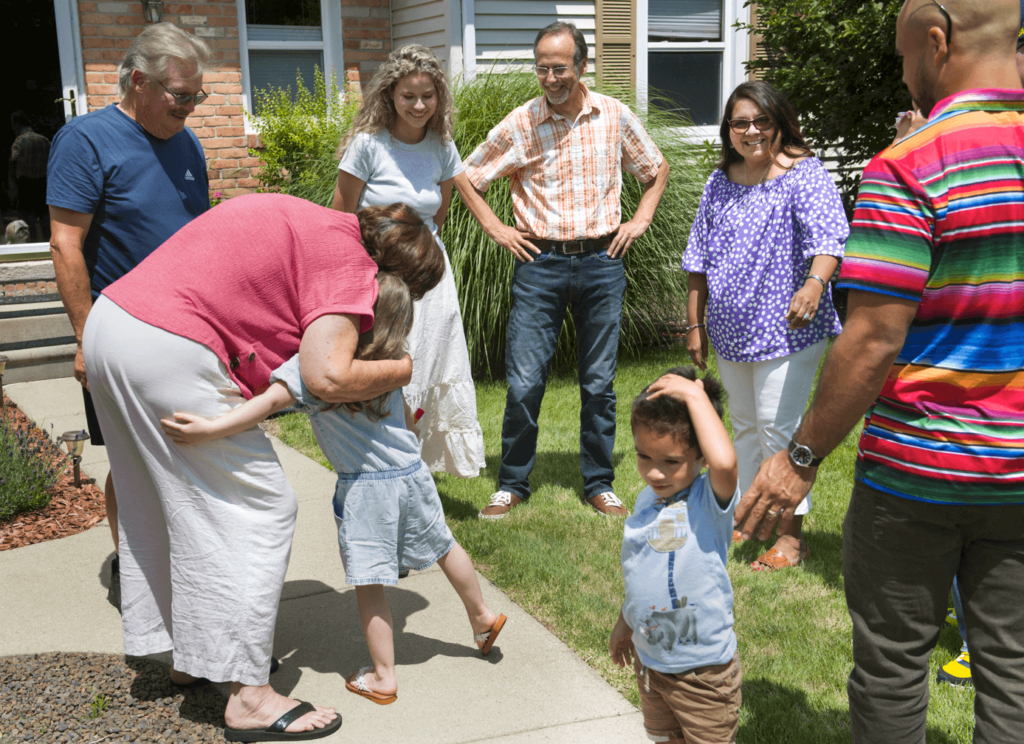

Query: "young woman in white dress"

xmin=332 ymin=44 xmax=485 ymax=478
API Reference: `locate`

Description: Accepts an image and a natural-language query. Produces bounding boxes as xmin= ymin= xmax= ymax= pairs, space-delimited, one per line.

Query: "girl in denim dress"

xmin=159 ymin=273 xmax=507 ymax=706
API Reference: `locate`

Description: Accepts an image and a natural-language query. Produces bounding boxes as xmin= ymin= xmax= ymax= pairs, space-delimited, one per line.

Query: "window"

xmin=236 ymin=0 xmax=343 ymax=116
xmin=637 ymin=0 xmax=749 ymax=132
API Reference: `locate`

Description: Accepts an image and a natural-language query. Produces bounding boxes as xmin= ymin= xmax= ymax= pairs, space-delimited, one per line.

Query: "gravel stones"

xmin=0 ymin=653 xmax=227 ymax=743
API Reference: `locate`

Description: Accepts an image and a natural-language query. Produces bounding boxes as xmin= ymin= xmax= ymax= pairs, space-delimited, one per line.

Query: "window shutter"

xmin=596 ymin=0 xmax=637 ymax=94
xmin=748 ymin=3 xmax=776 ymax=80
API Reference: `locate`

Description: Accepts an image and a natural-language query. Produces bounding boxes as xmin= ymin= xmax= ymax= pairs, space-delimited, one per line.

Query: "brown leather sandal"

xmin=751 ymin=540 xmax=809 ymax=571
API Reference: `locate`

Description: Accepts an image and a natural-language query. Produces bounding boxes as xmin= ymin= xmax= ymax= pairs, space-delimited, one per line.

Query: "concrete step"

xmin=0 ymin=306 xmax=75 ymax=349
xmin=2 ymin=343 xmax=77 ymax=384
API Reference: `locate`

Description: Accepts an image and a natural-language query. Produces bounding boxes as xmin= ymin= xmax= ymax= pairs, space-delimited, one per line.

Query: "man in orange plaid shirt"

xmin=456 ymin=21 xmax=670 ymax=519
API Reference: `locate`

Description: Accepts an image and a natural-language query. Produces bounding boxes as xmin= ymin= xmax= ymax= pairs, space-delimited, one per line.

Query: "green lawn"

xmin=272 ymin=345 xmax=976 ymax=742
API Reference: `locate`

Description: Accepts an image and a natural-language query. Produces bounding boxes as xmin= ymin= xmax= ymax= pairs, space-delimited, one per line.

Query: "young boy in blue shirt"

xmin=610 ymin=366 xmax=741 ymax=743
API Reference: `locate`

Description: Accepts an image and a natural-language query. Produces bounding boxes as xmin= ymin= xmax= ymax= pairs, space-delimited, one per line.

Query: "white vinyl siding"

xmin=392 ymin=0 xmax=464 ymax=72
xmin=473 ymin=0 xmax=594 ymax=69
xmin=393 ymin=0 xmax=449 ymax=64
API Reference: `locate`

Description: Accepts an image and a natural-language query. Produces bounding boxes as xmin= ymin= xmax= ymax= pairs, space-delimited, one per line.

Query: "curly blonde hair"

xmin=336 ymin=44 xmax=454 ymax=158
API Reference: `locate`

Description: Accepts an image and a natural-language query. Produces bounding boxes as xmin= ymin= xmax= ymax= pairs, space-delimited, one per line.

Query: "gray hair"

xmin=534 ymin=21 xmax=588 ymax=69
xmin=118 ymin=23 xmax=214 ymax=97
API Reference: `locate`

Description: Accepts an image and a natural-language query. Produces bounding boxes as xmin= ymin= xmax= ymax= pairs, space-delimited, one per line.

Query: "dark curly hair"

xmin=631 ymin=366 xmax=726 ymax=450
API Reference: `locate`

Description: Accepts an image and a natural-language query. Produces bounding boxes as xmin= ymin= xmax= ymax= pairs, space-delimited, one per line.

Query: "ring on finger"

xmin=767 ymin=509 xmax=780 ymax=518
xmin=802 ymin=313 xmax=813 ymax=321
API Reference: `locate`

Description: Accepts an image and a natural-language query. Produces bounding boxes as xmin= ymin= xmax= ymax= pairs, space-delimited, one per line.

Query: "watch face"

xmin=791 ymin=443 xmax=814 ymax=467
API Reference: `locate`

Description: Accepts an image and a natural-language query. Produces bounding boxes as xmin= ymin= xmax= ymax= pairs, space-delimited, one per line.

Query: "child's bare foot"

xmin=224 ymin=683 xmax=337 ymax=734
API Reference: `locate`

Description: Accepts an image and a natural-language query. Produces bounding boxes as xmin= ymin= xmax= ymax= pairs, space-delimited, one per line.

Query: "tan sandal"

xmin=751 ymin=540 xmax=809 ymax=571
xmin=475 ymin=614 xmax=507 ymax=656
xmin=345 ymin=667 xmax=397 ymax=705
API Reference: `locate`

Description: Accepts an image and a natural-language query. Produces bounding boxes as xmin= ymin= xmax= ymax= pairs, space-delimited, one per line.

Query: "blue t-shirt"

xmin=270 ymin=355 xmax=421 ymax=474
xmin=621 ymin=473 xmax=740 ymax=674
xmin=46 ymin=104 xmax=209 ymax=298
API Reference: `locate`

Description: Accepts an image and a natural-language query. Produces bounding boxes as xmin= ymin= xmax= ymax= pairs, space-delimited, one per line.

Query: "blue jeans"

xmin=499 ymin=249 xmax=626 ymax=501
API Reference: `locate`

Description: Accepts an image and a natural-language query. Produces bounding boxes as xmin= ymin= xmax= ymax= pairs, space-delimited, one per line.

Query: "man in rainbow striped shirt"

xmin=734 ymin=1 xmax=1024 ymax=741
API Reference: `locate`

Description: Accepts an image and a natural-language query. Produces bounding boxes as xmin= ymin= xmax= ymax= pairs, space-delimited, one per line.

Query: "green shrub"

xmin=251 ymin=71 xmax=712 ymax=378
xmin=246 ymin=67 xmax=358 ymax=196
xmin=0 ymin=413 xmax=68 ymax=522
xmin=742 ymin=0 xmax=909 ymax=212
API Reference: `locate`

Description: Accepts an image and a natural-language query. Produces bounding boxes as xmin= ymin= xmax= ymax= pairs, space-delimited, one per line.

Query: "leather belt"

xmin=533 ymin=232 xmax=616 ymax=255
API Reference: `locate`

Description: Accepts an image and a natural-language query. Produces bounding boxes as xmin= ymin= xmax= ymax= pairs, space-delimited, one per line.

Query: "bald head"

xmin=897 ymin=0 xmax=1022 ymax=114
xmin=902 ymin=0 xmax=1019 ymax=54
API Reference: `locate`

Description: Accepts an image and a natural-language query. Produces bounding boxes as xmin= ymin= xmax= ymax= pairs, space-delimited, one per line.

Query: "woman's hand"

xmin=686 ymin=326 xmax=708 ymax=370
xmin=786 ymin=281 xmax=823 ymax=330
xmin=159 ymin=412 xmax=217 ymax=446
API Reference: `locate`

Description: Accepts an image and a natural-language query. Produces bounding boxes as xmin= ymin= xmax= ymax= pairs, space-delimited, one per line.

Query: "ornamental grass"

xmin=251 ymin=70 xmax=712 ymax=377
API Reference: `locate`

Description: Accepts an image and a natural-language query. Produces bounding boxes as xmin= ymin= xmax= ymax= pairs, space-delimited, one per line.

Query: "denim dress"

xmin=271 ymin=355 xmax=455 ymax=585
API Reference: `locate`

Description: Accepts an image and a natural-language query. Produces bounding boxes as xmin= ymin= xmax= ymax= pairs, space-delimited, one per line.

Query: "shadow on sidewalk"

xmin=269 ymin=579 xmax=503 ymax=696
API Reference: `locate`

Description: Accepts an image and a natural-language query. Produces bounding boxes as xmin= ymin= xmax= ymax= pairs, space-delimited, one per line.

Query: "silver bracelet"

xmin=807 ymin=274 xmax=827 ymax=290
xmin=685 ymin=323 xmax=705 ymax=333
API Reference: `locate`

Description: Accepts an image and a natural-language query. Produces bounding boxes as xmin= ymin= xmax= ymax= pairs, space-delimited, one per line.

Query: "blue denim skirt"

xmin=332 ymin=461 xmax=455 ymax=586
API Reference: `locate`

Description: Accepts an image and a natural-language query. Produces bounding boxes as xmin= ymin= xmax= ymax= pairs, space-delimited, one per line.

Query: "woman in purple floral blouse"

xmin=681 ymin=81 xmax=848 ymax=571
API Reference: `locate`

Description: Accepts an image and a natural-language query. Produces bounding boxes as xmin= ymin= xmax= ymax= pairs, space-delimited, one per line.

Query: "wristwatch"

xmin=788 ymin=438 xmax=824 ymax=468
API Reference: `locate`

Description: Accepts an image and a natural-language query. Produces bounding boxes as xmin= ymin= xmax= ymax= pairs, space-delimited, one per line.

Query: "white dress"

xmin=339 ymin=130 xmax=485 ymax=477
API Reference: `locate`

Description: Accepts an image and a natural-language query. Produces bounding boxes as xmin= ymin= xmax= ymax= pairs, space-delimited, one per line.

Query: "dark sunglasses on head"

xmin=158 ymin=79 xmax=209 ymax=106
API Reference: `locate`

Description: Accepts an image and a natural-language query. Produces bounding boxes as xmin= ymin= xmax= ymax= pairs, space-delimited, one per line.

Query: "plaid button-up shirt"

xmin=463 ymin=84 xmax=662 ymax=241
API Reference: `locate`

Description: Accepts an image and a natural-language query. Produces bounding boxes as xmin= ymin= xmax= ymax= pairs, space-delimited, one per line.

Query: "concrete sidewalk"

xmin=2 ymin=377 xmax=645 ymax=743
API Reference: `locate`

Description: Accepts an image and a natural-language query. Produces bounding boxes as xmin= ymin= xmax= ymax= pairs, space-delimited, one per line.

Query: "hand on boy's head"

xmin=647 ymin=373 xmax=704 ymax=402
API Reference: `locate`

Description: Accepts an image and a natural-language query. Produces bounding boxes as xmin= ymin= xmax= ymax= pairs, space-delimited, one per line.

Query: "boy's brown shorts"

xmin=634 ymin=653 xmax=741 ymax=743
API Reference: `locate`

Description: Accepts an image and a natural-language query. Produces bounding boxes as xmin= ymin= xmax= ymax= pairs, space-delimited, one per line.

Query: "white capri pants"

xmin=715 ymin=338 xmax=829 ymax=517
xmin=83 ymin=297 xmax=296 ymax=686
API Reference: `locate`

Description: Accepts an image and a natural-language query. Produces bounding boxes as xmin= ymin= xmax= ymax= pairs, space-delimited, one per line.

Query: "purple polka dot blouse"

xmin=681 ymin=157 xmax=848 ymax=363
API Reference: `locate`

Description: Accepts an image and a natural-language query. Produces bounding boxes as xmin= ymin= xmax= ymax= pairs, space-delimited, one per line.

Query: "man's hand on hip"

xmin=493 ymin=225 xmax=540 ymax=262
xmin=606 ymin=218 xmax=650 ymax=258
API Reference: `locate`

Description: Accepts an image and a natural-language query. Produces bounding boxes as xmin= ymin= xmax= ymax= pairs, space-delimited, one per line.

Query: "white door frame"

xmin=53 ymin=0 xmax=88 ymax=120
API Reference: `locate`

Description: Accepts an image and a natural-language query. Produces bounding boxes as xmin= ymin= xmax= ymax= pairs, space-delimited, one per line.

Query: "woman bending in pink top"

xmin=83 ymin=195 xmax=444 ymax=742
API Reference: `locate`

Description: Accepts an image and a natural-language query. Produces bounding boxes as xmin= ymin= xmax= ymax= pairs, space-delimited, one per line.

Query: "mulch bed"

xmin=0 ymin=395 xmax=107 ymax=551
xmin=0 ymin=400 xmax=231 ymax=742
xmin=0 ymin=652 xmax=227 ymax=743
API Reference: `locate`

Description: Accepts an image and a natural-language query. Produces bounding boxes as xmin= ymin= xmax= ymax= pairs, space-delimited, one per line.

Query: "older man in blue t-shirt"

xmin=46 ymin=23 xmax=213 ymax=610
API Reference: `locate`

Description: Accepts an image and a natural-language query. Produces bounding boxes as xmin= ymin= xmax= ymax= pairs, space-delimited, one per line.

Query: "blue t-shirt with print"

xmin=47 ymin=104 xmax=209 ymax=299
xmin=621 ymin=472 xmax=739 ymax=673
xmin=269 ymin=355 xmax=421 ymax=474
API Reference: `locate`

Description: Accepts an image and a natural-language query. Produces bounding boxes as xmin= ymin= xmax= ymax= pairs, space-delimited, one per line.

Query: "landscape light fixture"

xmin=59 ymin=430 xmax=90 ymax=488
xmin=142 ymin=0 xmax=164 ymax=24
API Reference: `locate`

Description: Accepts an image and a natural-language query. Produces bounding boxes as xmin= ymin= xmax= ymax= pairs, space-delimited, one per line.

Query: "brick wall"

xmin=77 ymin=1 xmax=392 ymax=198
xmin=342 ymin=0 xmax=392 ymax=91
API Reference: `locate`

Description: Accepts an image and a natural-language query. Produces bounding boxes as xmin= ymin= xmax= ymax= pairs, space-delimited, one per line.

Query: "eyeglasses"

xmin=533 ymin=65 xmax=574 ymax=78
xmin=929 ymin=0 xmax=952 ymax=47
xmin=727 ymin=116 xmax=775 ymax=134
xmin=158 ymin=79 xmax=209 ymax=106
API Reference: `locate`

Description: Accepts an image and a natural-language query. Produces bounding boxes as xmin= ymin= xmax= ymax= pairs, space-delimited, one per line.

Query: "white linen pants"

xmin=715 ymin=338 xmax=829 ymax=516
xmin=83 ymin=297 xmax=296 ymax=686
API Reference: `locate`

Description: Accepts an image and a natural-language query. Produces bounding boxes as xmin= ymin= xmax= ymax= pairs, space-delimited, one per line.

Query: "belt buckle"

xmin=562 ymin=240 xmax=586 ymax=255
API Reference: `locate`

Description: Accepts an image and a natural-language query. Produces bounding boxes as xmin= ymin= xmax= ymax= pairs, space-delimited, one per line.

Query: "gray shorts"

xmin=332 ymin=460 xmax=455 ymax=585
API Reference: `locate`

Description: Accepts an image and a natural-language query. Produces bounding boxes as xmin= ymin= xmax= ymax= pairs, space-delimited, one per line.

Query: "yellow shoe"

xmin=936 ymin=652 xmax=972 ymax=686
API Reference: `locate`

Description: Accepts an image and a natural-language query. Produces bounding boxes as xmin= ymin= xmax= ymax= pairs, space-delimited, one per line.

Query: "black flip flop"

xmin=224 ymin=701 xmax=342 ymax=742
xmin=172 ymin=656 xmax=280 ymax=689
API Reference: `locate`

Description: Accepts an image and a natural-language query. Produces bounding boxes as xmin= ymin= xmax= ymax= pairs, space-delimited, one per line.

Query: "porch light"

xmin=142 ymin=0 xmax=164 ymax=24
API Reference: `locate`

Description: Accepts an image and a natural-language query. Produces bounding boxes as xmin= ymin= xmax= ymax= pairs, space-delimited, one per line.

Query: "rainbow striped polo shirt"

xmin=837 ymin=88 xmax=1024 ymax=505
